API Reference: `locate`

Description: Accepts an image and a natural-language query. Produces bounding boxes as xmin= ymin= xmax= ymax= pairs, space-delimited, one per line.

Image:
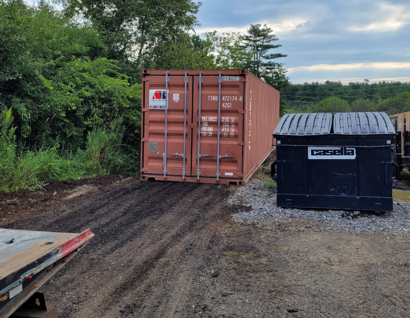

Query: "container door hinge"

xmin=238 ymin=110 xmax=246 ymax=114
xmin=238 ymin=141 xmax=245 ymax=146
xmin=142 ymin=138 xmax=148 ymax=142
xmin=141 ymin=168 xmax=148 ymax=172
xmin=237 ymin=173 xmax=244 ymax=177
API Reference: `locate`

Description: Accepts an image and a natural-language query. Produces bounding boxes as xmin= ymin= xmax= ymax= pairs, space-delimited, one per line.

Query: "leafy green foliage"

xmin=0 ymin=108 xmax=135 ymax=192
xmin=204 ymin=32 xmax=252 ymax=69
xmin=0 ymin=1 xmax=141 ymax=161
xmin=10 ymin=147 xmax=83 ymax=191
xmin=0 ymin=109 xmax=16 ymax=190
xmin=309 ymin=97 xmax=351 ymax=113
xmin=57 ymin=0 xmax=202 ymax=80
xmin=263 ymin=179 xmax=276 ymax=188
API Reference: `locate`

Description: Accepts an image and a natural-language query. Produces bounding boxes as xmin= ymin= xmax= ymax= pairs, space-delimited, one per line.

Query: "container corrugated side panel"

xmin=243 ymin=72 xmax=279 ymax=182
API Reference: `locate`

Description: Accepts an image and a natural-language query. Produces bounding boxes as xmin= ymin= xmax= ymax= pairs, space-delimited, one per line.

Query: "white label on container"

xmin=222 ymin=76 xmax=239 ymax=81
xmin=9 ymin=284 xmax=23 ymax=299
xmin=308 ymin=147 xmax=356 ymax=160
xmin=149 ymin=89 xmax=168 ymax=109
xmin=173 ymin=93 xmax=179 ymax=101
xmin=225 ymin=172 xmax=234 ymax=176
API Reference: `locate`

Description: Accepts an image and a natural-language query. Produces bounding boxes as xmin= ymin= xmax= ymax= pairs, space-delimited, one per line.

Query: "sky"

xmin=194 ymin=0 xmax=410 ymax=85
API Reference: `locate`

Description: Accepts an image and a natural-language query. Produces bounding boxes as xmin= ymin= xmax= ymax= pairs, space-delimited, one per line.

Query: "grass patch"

xmin=264 ymin=179 xmax=276 ymax=188
xmin=393 ymin=190 xmax=410 ymax=201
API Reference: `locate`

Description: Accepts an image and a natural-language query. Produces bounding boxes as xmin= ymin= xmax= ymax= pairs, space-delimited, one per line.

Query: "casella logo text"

xmin=308 ymin=147 xmax=356 ymax=160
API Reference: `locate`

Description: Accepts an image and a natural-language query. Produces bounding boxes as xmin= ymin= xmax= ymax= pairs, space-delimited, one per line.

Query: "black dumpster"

xmin=273 ymin=112 xmax=395 ymax=213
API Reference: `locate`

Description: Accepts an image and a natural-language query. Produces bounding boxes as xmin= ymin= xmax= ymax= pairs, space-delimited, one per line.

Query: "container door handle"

xmin=199 ymin=153 xmax=214 ymax=158
xmin=216 ymin=72 xmax=222 ymax=182
xmin=219 ymin=154 xmax=234 ymax=159
xmin=163 ymin=73 xmax=169 ymax=179
xmin=170 ymin=153 xmax=185 ymax=158
xmin=197 ymin=73 xmax=203 ymax=180
xmin=182 ymin=73 xmax=188 ymax=180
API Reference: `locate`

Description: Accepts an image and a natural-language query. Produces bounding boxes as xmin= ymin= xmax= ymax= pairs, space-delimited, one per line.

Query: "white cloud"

xmin=288 ymin=62 xmax=410 ymax=73
xmin=350 ymin=2 xmax=410 ymax=32
xmin=291 ymin=76 xmax=410 ymax=84
xmin=195 ymin=18 xmax=308 ymax=35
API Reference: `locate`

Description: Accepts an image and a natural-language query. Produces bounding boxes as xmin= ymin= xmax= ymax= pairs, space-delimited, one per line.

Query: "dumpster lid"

xmin=274 ymin=113 xmax=332 ymax=136
xmin=333 ymin=112 xmax=395 ymax=135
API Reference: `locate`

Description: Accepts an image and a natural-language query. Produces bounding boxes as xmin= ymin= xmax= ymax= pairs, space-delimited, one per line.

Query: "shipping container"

xmin=140 ymin=69 xmax=280 ymax=185
xmin=390 ymin=111 xmax=410 ymax=177
xmin=273 ymin=112 xmax=395 ymax=213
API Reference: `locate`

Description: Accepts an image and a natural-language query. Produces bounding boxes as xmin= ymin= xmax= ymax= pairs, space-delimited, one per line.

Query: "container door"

xmin=142 ymin=74 xmax=193 ymax=179
xmin=192 ymin=74 xmax=244 ymax=181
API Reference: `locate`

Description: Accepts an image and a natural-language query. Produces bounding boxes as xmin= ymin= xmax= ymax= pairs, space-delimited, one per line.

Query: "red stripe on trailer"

xmin=61 ymin=229 xmax=94 ymax=256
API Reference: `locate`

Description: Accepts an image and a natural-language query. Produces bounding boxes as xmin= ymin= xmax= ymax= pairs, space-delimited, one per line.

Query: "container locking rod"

xmin=216 ymin=72 xmax=222 ymax=182
xmin=182 ymin=72 xmax=188 ymax=180
xmin=163 ymin=72 xmax=169 ymax=179
xmin=197 ymin=73 xmax=203 ymax=181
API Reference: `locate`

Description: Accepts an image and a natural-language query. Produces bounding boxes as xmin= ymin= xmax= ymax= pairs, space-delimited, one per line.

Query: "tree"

xmin=242 ymin=24 xmax=288 ymax=91
xmin=57 ymin=0 xmax=202 ymax=81
xmin=0 ymin=1 xmax=140 ymax=152
xmin=204 ymin=31 xmax=252 ymax=69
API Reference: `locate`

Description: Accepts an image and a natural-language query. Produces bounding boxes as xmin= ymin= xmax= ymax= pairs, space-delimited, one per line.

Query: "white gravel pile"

xmin=228 ymin=180 xmax=410 ymax=234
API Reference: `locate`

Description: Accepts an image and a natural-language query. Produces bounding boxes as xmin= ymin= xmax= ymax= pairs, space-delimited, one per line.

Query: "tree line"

xmin=282 ymin=81 xmax=410 ymax=115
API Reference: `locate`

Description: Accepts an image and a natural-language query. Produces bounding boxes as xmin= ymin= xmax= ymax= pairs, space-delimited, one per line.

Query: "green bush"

xmin=9 ymin=147 xmax=84 ymax=191
xmin=0 ymin=109 xmax=17 ymax=191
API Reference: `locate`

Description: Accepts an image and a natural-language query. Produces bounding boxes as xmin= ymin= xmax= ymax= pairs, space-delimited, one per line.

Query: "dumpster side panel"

xmin=243 ymin=73 xmax=279 ymax=182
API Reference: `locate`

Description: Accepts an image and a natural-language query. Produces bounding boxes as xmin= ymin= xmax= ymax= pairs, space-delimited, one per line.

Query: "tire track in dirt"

xmin=76 ymin=184 xmax=228 ymax=318
xmin=108 ymin=187 xmax=229 ymax=318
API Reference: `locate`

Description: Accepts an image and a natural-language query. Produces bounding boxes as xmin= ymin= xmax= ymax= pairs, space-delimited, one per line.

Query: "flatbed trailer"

xmin=0 ymin=228 xmax=94 ymax=318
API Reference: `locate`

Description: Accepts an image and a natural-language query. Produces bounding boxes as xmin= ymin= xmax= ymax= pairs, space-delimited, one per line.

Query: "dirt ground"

xmin=2 ymin=173 xmax=410 ymax=318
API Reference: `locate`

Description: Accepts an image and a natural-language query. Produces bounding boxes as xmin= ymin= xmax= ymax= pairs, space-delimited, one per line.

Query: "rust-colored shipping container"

xmin=140 ymin=69 xmax=280 ymax=185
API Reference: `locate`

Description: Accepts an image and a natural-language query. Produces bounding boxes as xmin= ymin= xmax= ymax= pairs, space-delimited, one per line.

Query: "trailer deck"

xmin=0 ymin=228 xmax=93 ymax=318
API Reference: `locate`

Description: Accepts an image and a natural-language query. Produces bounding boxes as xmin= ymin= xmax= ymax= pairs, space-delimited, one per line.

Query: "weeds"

xmin=0 ymin=109 xmax=136 ymax=192
xmin=264 ymin=179 xmax=276 ymax=188
xmin=393 ymin=190 xmax=410 ymax=201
